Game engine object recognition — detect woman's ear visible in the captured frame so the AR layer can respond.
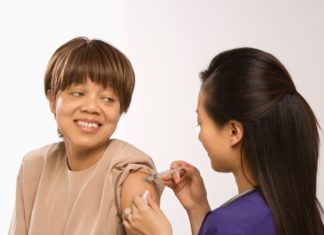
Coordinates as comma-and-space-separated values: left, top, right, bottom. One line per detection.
228, 120, 243, 147
46, 89, 56, 114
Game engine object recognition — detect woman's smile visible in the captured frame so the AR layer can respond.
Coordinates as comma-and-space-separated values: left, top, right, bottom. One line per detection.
75, 119, 102, 132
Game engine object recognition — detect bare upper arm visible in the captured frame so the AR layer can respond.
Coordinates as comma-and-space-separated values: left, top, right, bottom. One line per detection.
120, 171, 160, 211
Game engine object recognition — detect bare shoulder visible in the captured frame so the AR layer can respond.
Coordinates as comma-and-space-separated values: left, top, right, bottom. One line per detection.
120, 171, 160, 210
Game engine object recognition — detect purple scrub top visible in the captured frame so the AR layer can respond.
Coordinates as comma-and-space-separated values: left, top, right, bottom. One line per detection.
198, 189, 276, 235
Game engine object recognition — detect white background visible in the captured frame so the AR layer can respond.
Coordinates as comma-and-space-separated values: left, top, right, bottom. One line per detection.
1, 1, 323, 234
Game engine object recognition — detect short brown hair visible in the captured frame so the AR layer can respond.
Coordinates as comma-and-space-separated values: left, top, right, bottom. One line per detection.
44, 36, 135, 113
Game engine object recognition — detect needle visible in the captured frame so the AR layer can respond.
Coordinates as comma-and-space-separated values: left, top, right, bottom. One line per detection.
145, 167, 183, 183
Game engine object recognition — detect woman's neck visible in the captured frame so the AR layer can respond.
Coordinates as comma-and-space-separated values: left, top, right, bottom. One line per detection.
65, 142, 108, 171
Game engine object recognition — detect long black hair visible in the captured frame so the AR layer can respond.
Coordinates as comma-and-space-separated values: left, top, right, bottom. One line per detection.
200, 47, 324, 235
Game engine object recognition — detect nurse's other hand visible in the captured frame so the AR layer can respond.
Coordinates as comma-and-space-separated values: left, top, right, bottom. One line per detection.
123, 192, 172, 235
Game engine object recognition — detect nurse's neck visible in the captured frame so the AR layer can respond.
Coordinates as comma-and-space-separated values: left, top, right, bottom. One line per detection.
233, 166, 256, 194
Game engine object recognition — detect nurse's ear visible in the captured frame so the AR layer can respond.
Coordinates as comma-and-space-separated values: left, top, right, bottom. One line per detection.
46, 89, 56, 114
228, 120, 243, 147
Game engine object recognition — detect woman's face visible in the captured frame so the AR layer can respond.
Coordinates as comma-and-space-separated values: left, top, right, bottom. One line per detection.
196, 90, 238, 172
49, 78, 121, 152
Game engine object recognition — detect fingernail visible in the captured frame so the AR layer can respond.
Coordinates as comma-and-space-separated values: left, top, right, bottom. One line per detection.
142, 190, 149, 204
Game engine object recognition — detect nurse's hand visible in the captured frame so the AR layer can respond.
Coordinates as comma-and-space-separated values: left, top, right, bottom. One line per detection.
123, 192, 172, 235
162, 161, 210, 213
162, 161, 210, 235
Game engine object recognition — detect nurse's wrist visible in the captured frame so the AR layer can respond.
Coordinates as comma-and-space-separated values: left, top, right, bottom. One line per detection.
186, 202, 210, 217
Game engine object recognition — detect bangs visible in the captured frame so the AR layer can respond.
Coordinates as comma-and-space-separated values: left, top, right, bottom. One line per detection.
59, 43, 118, 92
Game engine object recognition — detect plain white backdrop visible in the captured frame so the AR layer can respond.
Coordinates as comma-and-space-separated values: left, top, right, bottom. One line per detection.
1, 1, 323, 234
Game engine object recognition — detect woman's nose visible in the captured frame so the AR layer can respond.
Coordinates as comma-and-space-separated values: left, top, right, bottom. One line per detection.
80, 97, 100, 114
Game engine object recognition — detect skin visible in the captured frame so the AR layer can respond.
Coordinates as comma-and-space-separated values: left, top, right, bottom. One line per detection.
123, 89, 256, 235
196, 90, 255, 193
121, 172, 160, 235
123, 192, 171, 235
47, 79, 121, 170
47, 78, 159, 235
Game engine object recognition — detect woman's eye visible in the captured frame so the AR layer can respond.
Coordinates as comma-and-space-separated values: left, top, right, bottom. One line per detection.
71, 92, 83, 97
102, 97, 114, 103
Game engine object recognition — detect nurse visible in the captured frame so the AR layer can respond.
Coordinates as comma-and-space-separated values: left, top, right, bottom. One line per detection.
123, 47, 324, 235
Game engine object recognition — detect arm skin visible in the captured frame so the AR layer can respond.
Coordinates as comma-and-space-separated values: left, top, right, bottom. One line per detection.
120, 171, 160, 235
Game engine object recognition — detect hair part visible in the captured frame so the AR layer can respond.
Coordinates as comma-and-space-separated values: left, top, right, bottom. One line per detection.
200, 47, 324, 235
44, 36, 135, 113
